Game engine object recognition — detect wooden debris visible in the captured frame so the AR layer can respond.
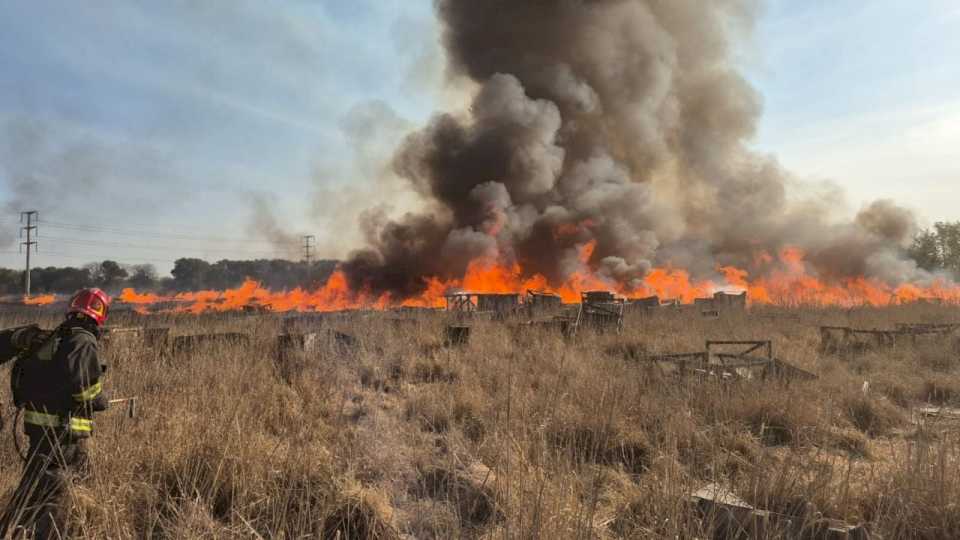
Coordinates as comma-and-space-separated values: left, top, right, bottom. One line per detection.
575, 291, 625, 334
689, 483, 773, 538
144, 327, 171, 349
275, 332, 321, 382
694, 291, 747, 311
331, 330, 360, 353
638, 340, 816, 383
281, 314, 326, 333
912, 405, 960, 429
627, 295, 661, 312
444, 325, 471, 347
820, 322, 960, 356
445, 292, 520, 317
510, 317, 576, 339
689, 483, 872, 539
525, 290, 563, 317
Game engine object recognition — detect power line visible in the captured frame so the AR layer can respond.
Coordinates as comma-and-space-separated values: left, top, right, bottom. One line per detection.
41, 220, 291, 245
41, 236, 287, 257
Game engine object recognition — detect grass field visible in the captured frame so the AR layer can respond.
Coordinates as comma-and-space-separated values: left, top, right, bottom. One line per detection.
1, 303, 958, 539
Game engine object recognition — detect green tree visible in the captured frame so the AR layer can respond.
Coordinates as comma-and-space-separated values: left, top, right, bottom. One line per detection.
934, 222, 960, 275
909, 221, 960, 275
909, 229, 942, 271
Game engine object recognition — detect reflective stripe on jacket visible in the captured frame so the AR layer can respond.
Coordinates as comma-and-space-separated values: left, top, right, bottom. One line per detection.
23, 410, 94, 436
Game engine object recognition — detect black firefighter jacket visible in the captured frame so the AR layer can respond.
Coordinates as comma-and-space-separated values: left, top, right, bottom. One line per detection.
0, 321, 108, 440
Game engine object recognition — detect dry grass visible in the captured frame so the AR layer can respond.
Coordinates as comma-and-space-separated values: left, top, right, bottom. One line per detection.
1, 303, 959, 538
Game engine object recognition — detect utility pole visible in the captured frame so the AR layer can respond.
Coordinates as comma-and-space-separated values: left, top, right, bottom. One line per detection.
19, 211, 38, 297
302, 235, 315, 265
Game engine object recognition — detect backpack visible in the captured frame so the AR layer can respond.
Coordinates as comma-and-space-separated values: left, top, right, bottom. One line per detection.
10, 327, 60, 409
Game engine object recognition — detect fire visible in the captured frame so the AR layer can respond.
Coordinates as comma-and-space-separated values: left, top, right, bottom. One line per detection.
721, 247, 960, 307
23, 294, 56, 306
116, 244, 960, 314
119, 289, 163, 304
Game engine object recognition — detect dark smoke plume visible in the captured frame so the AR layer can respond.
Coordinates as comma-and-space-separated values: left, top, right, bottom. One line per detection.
344, 0, 923, 296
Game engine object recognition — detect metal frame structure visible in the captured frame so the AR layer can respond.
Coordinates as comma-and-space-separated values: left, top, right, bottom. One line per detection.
575, 291, 625, 334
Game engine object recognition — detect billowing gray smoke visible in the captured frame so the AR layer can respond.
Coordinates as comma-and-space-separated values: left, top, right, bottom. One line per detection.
344, 0, 921, 297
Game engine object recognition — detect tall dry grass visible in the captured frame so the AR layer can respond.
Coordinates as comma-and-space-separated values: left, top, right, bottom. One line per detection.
0, 303, 958, 538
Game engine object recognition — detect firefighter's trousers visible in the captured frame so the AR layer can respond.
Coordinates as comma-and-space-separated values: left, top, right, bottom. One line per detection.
0, 432, 88, 539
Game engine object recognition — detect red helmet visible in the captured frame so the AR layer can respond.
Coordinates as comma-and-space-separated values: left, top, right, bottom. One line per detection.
67, 288, 111, 326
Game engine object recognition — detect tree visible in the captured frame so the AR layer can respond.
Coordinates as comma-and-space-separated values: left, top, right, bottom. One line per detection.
0, 268, 22, 295
171, 258, 211, 291
31, 266, 93, 293
908, 221, 960, 275
127, 264, 158, 290
935, 222, 960, 275
86, 260, 129, 290
909, 229, 942, 271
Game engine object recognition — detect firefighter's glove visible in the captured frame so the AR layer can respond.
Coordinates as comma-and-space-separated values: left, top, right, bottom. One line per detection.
10, 325, 41, 351
92, 391, 109, 412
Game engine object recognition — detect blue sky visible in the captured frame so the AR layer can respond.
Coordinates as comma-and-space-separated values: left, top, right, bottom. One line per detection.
0, 0, 958, 275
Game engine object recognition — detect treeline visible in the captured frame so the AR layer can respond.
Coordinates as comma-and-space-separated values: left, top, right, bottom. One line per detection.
0, 258, 338, 296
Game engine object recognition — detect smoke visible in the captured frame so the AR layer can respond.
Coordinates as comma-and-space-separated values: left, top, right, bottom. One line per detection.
308, 101, 420, 259
245, 193, 302, 260
342, 0, 921, 296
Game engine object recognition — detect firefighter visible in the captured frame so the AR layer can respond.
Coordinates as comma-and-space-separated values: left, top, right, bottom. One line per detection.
0, 288, 111, 539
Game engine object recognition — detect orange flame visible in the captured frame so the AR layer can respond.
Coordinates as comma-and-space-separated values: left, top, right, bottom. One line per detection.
721, 247, 960, 307
23, 294, 56, 306
117, 243, 960, 313
119, 289, 163, 304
